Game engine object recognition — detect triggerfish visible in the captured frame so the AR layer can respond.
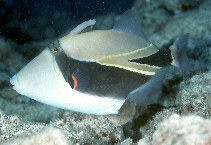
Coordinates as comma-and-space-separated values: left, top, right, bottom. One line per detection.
10, 10, 189, 117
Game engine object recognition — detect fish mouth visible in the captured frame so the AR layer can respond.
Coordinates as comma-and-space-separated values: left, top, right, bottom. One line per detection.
10, 74, 19, 87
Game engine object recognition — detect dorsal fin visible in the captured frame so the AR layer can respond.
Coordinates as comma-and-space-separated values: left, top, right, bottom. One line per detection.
113, 9, 145, 37
71, 19, 96, 34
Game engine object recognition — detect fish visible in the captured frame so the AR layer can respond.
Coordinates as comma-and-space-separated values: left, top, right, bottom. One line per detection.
10, 10, 189, 118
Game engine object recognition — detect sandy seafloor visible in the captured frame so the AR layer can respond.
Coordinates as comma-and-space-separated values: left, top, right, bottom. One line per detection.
0, 0, 211, 144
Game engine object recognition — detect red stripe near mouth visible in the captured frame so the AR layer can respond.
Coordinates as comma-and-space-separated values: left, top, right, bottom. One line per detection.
71, 75, 78, 90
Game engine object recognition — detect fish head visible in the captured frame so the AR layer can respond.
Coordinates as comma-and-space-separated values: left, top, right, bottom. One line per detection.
9, 45, 125, 115
9, 47, 71, 105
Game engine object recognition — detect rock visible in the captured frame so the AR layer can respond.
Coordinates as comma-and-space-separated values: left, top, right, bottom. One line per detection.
139, 108, 179, 143
0, 107, 125, 144
2, 127, 69, 145
134, 0, 211, 48
176, 71, 211, 118
51, 111, 125, 144
0, 110, 45, 143
120, 138, 133, 145
152, 114, 211, 145
0, 97, 57, 123
149, 7, 211, 48
138, 72, 211, 144
137, 138, 150, 145
162, 0, 203, 14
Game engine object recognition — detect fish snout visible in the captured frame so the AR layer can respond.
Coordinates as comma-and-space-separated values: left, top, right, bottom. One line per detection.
10, 74, 19, 87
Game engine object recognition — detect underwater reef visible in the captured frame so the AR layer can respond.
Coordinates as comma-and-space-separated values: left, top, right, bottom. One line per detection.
0, 0, 211, 144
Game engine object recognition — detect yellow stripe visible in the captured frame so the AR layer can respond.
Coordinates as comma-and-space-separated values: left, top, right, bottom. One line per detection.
99, 43, 155, 61
132, 63, 161, 69
53, 56, 64, 80
101, 62, 159, 75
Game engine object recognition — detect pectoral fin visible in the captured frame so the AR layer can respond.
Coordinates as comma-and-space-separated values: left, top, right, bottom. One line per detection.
127, 67, 167, 107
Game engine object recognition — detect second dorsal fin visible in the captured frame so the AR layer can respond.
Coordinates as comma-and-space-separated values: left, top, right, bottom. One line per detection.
113, 9, 145, 37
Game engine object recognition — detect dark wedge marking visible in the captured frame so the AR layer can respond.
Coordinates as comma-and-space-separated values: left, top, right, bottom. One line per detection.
130, 47, 172, 67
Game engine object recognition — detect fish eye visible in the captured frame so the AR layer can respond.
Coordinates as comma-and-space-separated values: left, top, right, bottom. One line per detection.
48, 40, 62, 55
51, 45, 59, 52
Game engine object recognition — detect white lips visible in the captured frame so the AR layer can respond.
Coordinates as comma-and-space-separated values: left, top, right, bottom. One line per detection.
10, 74, 19, 86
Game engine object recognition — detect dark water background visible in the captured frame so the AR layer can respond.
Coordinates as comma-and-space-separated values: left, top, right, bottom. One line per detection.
0, 0, 134, 44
